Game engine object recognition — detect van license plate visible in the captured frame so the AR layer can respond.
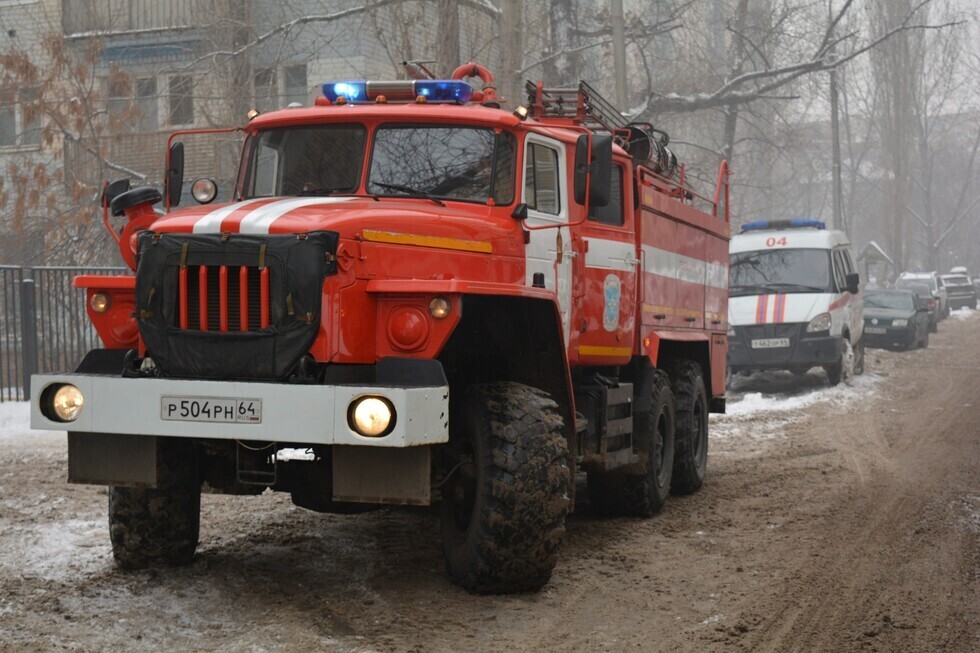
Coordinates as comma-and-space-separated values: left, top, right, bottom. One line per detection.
865, 327, 887, 334
161, 397, 262, 424
751, 338, 790, 349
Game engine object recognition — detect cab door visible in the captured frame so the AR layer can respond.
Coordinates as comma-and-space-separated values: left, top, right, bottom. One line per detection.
523, 135, 573, 343
573, 161, 637, 364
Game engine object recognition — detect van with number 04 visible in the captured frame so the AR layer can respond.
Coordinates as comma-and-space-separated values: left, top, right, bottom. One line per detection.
727, 219, 864, 386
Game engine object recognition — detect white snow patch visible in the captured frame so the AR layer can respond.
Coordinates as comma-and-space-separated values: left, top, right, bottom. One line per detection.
0, 401, 31, 437
713, 371, 882, 442
700, 614, 725, 625
3, 518, 109, 581
949, 307, 976, 321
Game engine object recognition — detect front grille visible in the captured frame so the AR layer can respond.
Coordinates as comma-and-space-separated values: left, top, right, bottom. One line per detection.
176, 265, 270, 331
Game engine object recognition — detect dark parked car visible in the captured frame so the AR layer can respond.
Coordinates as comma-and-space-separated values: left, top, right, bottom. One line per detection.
897, 281, 939, 333
940, 273, 977, 310
862, 290, 931, 350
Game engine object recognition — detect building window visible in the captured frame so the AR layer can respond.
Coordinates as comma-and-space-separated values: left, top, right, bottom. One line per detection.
168, 75, 194, 125
0, 87, 42, 148
136, 77, 158, 132
284, 65, 308, 105
254, 68, 277, 113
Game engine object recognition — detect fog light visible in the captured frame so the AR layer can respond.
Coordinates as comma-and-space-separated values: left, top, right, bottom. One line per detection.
90, 292, 110, 313
429, 296, 451, 319
191, 178, 218, 204
49, 384, 84, 422
349, 396, 395, 437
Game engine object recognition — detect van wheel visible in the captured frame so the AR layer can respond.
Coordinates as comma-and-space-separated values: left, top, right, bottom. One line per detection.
826, 340, 854, 386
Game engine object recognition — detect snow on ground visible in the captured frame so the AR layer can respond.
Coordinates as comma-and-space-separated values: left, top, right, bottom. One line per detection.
949, 307, 976, 321
712, 370, 883, 443
0, 400, 31, 440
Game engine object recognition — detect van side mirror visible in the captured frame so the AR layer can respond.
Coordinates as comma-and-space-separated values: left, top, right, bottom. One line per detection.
511, 202, 528, 221
573, 134, 613, 207
846, 272, 860, 295
165, 141, 185, 208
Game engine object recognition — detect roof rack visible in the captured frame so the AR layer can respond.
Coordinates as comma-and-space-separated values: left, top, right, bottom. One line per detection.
525, 80, 627, 132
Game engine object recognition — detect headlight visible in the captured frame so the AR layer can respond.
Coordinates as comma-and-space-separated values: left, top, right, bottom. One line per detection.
891, 319, 908, 327
90, 292, 110, 313
806, 312, 832, 333
348, 396, 395, 437
44, 384, 84, 422
429, 296, 451, 319
191, 178, 218, 204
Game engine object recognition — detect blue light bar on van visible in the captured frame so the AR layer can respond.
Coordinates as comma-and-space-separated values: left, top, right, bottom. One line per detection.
741, 218, 826, 232
322, 80, 473, 104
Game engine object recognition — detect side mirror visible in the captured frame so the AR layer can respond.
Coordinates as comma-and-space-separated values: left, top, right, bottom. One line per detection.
573, 134, 613, 208
165, 141, 185, 208
846, 272, 860, 295
511, 202, 528, 221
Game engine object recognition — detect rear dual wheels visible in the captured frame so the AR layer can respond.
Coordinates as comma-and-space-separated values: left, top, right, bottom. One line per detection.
588, 370, 676, 516
440, 383, 570, 594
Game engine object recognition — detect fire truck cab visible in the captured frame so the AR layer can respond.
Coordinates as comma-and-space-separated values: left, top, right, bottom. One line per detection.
31, 65, 730, 594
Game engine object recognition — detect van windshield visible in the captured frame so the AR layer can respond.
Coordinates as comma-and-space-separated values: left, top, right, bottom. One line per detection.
729, 248, 833, 297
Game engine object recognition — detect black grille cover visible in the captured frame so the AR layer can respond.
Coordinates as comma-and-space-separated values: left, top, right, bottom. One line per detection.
135, 230, 339, 380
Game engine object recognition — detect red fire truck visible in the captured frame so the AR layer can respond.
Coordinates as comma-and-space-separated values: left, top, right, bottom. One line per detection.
31, 64, 730, 594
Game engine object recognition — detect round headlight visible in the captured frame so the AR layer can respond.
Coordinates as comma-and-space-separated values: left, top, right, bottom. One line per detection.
191, 178, 218, 204
90, 292, 110, 313
50, 384, 84, 422
349, 396, 395, 437
429, 296, 451, 319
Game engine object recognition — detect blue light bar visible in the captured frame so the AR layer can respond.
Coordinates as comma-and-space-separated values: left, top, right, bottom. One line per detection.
414, 80, 473, 103
321, 79, 474, 104
741, 218, 826, 232
323, 81, 367, 103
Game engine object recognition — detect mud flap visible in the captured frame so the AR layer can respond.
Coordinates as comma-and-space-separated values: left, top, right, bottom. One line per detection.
68, 432, 157, 487
332, 445, 430, 505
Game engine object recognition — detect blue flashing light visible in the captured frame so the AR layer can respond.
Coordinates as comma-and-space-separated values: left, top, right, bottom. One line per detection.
741, 218, 826, 233
414, 80, 473, 103
320, 79, 474, 104
323, 81, 367, 103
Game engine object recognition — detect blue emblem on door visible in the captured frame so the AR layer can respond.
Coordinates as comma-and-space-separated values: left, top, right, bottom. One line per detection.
603, 274, 621, 332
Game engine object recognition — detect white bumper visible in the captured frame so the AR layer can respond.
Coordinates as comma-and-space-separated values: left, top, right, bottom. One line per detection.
30, 374, 448, 447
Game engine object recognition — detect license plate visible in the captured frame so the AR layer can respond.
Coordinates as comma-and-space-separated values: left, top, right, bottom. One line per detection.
161, 396, 262, 424
751, 338, 790, 349
865, 327, 887, 334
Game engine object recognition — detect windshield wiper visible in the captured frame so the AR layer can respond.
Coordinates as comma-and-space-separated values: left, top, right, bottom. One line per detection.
729, 284, 768, 293
298, 187, 349, 196
373, 182, 446, 206
763, 282, 827, 292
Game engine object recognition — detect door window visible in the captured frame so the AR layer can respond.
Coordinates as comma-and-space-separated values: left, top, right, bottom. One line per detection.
524, 143, 560, 214
588, 164, 624, 226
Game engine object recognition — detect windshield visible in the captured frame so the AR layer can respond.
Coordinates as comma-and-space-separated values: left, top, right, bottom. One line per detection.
244, 125, 366, 198
729, 248, 833, 297
899, 275, 936, 291
368, 126, 515, 204
865, 292, 913, 311
942, 275, 970, 286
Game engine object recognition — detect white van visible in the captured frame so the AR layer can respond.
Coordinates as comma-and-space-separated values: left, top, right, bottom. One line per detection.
727, 219, 864, 385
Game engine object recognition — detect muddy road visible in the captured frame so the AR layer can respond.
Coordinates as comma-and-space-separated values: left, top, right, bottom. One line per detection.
1, 314, 978, 652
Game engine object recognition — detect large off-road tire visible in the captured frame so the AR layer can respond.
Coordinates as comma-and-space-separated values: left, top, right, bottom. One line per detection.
826, 339, 855, 387
588, 370, 675, 517
108, 439, 201, 569
665, 360, 709, 495
440, 382, 569, 594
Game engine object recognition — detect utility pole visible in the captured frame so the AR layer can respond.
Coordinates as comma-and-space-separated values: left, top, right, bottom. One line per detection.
829, 7, 844, 233
611, 0, 628, 112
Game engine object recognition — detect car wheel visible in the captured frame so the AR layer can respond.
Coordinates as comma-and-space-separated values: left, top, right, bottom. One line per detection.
826, 339, 854, 387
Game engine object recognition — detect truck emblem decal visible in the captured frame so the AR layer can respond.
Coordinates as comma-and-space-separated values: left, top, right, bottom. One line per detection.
603, 274, 621, 332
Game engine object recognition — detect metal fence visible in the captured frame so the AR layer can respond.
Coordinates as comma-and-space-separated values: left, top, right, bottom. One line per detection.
0, 266, 127, 402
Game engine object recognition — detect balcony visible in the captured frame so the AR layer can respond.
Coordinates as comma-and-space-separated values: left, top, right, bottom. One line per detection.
62, 0, 210, 36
